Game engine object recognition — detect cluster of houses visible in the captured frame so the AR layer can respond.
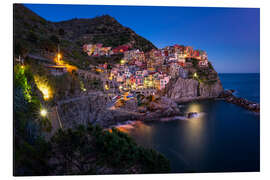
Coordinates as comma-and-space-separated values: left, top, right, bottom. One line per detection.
82, 43, 131, 56
94, 44, 209, 92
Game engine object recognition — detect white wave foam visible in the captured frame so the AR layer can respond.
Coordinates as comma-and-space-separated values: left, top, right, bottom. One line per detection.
160, 116, 187, 122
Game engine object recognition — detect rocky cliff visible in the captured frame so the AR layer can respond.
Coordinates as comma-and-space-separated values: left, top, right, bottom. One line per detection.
165, 77, 224, 102
57, 93, 136, 129
54, 92, 182, 129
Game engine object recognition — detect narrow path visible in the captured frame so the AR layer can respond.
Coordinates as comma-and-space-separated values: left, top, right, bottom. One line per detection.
27, 54, 53, 63
57, 92, 106, 105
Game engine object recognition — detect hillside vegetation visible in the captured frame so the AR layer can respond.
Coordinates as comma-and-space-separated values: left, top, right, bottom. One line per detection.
14, 64, 170, 175
14, 4, 156, 69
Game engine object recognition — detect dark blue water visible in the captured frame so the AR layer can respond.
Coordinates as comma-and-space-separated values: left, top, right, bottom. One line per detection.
124, 74, 260, 173
219, 73, 260, 103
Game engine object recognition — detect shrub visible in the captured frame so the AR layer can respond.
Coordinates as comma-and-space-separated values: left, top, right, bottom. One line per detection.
14, 65, 52, 176
50, 124, 171, 175
27, 31, 38, 44
14, 41, 29, 57
50, 35, 60, 44
58, 28, 65, 36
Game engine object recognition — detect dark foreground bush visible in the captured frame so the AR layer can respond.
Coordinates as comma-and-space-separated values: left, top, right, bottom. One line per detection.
14, 64, 52, 176
50, 124, 171, 175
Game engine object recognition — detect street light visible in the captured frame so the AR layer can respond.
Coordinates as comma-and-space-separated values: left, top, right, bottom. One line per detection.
105, 84, 109, 90
40, 108, 47, 117
57, 53, 61, 63
120, 59, 125, 65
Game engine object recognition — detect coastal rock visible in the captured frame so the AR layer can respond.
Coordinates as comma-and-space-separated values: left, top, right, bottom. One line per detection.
199, 79, 224, 97
56, 93, 136, 129
165, 77, 224, 102
54, 93, 182, 129
219, 90, 260, 113
186, 112, 199, 118
142, 97, 182, 121
165, 78, 199, 100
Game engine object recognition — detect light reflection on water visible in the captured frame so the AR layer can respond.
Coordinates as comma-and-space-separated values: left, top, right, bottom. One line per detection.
187, 103, 201, 113
114, 100, 259, 172
116, 121, 155, 148
180, 103, 207, 163
185, 103, 205, 139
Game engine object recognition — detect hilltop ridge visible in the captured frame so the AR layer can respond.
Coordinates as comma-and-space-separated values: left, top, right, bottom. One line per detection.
14, 4, 157, 68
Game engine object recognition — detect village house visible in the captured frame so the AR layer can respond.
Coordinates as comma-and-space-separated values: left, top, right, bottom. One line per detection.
199, 50, 208, 61
184, 46, 193, 58
175, 51, 186, 66
116, 73, 125, 83
83, 43, 133, 57
135, 70, 143, 76
112, 44, 131, 54
135, 76, 144, 87
169, 62, 181, 78
159, 76, 170, 90
90, 43, 210, 92
199, 60, 209, 67
83, 43, 113, 56
142, 69, 148, 77
174, 44, 185, 53
124, 67, 132, 78
192, 49, 200, 59
135, 60, 143, 67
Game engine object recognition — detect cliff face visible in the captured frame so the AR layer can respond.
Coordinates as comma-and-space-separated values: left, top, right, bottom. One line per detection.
165, 77, 223, 102
199, 79, 223, 97
53, 92, 182, 129
166, 78, 198, 99
56, 93, 139, 129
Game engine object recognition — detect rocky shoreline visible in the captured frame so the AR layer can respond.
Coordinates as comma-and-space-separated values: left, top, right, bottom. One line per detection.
218, 89, 260, 113
54, 88, 259, 132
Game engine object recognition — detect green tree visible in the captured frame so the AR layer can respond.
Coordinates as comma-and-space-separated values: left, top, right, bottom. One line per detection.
58, 28, 65, 36
14, 65, 52, 176
50, 124, 170, 175
50, 35, 60, 44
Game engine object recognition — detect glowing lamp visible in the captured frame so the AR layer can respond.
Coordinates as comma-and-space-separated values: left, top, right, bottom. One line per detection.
42, 88, 50, 100
120, 60, 125, 64
40, 109, 47, 117
34, 76, 53, 101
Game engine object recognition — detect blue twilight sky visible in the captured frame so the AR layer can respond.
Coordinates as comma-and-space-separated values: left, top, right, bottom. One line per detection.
24, 4, 260, 73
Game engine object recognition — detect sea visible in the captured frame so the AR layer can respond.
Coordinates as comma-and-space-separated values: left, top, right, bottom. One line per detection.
121, 73, 260, 173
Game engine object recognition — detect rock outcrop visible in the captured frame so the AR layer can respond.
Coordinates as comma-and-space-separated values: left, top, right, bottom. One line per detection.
57, 93, 136, 129
53, 93, 186, 129
165, 77, 223, 102
219, 89, 260, 113
199, 79, 224, 97
141, 96, 182, 121
166, 78, 199, 100
55, 92, 182, 129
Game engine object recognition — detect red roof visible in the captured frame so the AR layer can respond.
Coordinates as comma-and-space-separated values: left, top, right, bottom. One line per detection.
96, 43, 103, 48
112, 45, 131, 53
